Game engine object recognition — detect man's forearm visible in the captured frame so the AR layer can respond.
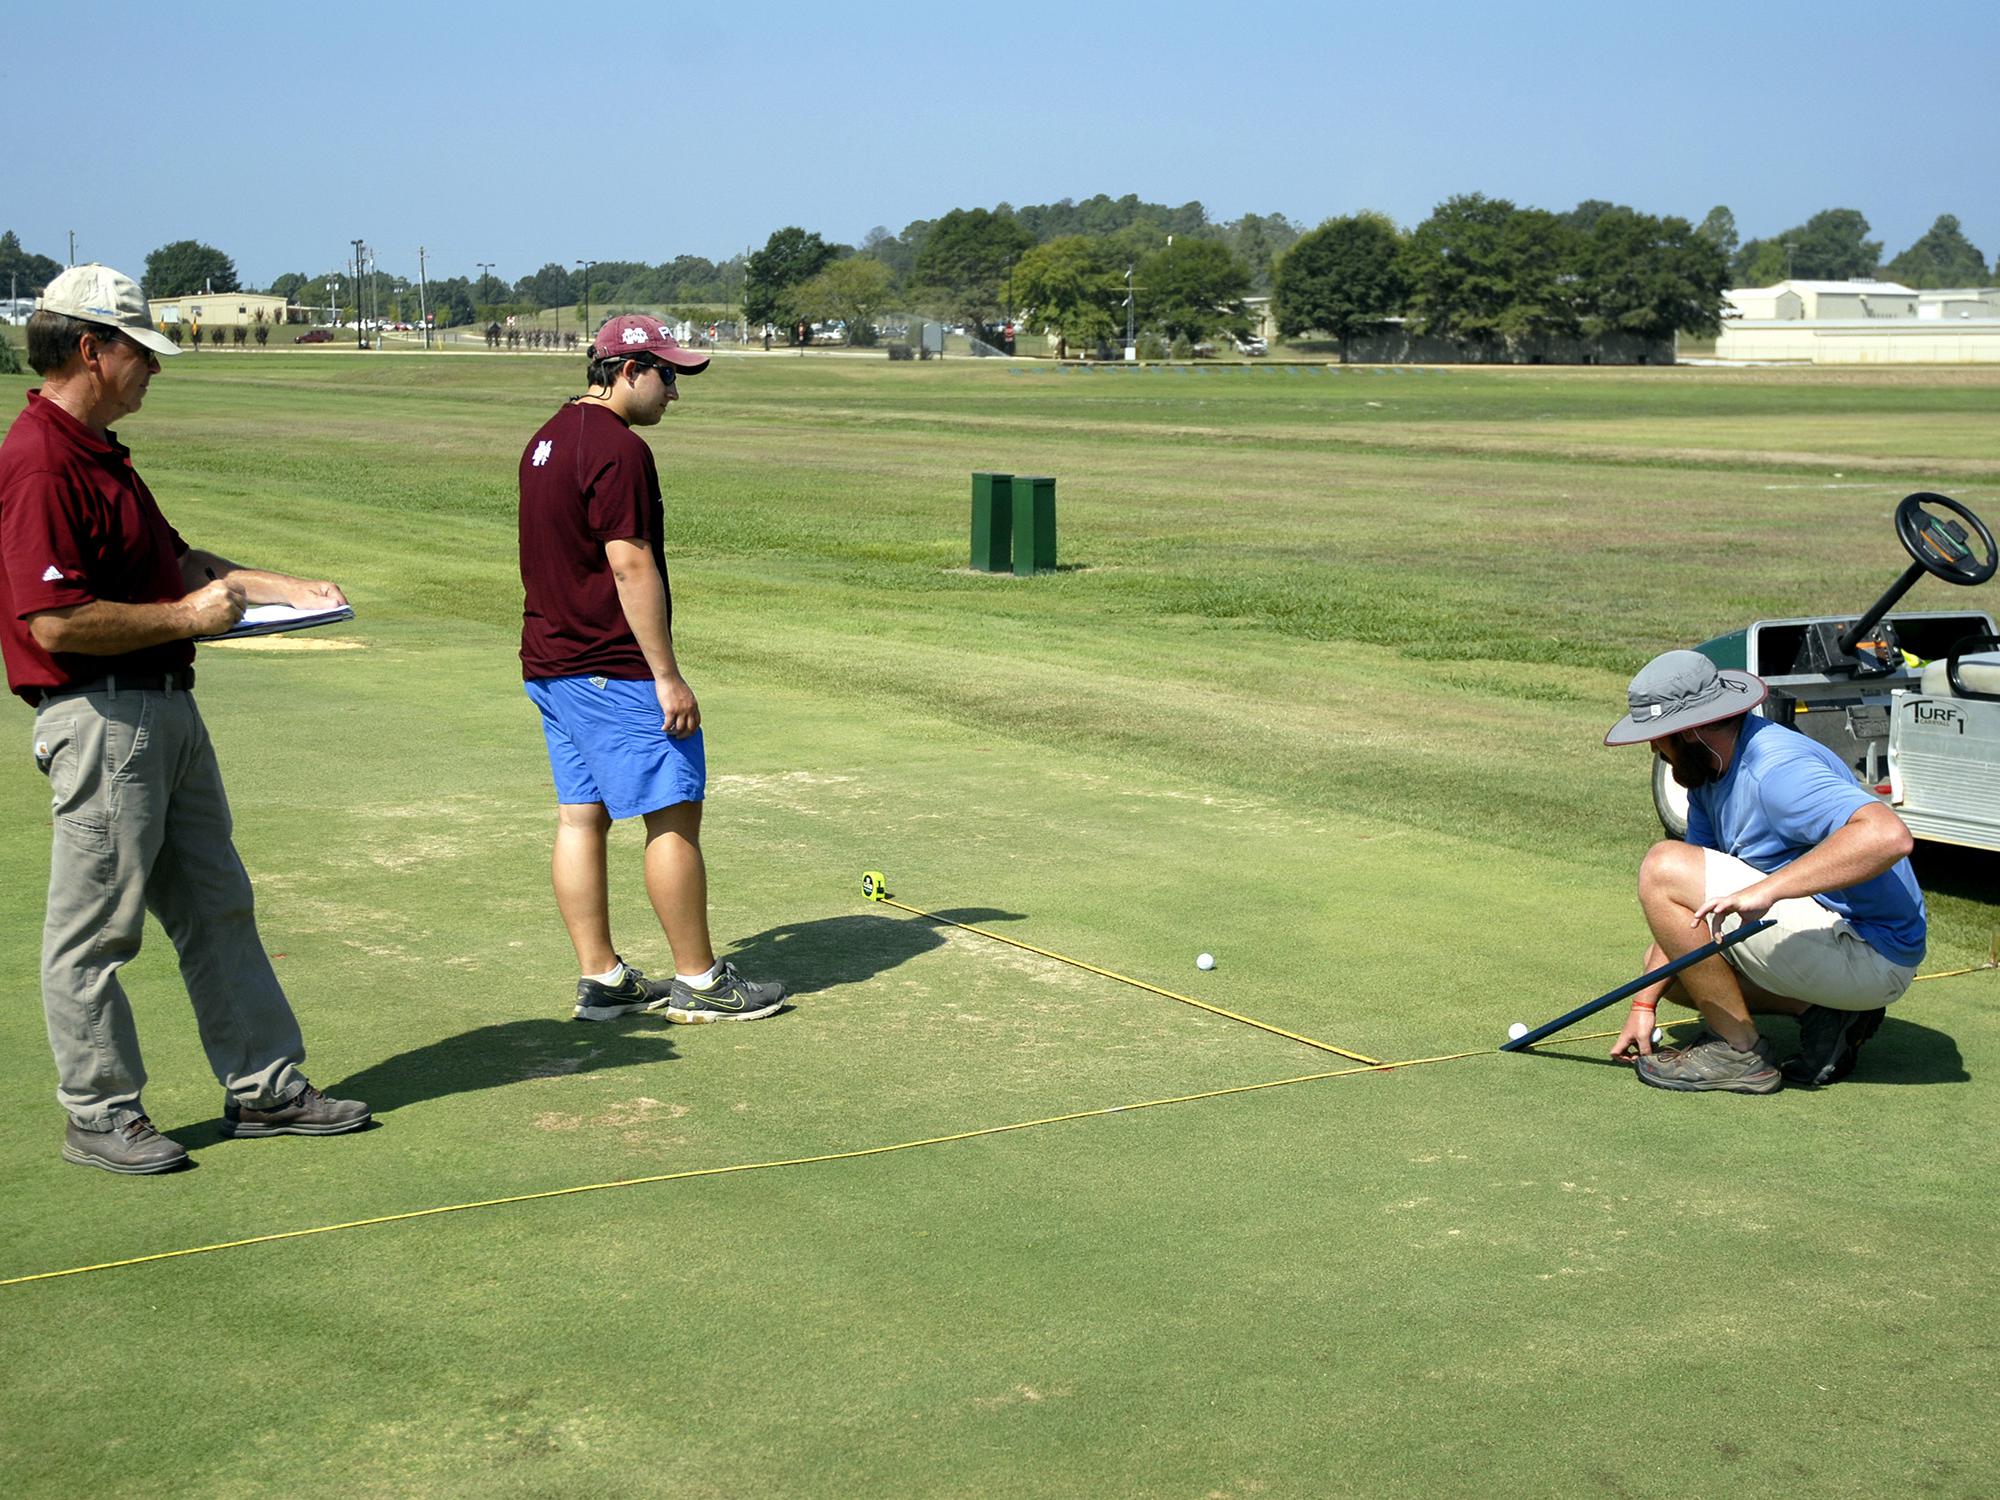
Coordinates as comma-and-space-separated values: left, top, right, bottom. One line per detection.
610, 570, 683, 682
26, 597, 203, 656
181, 549, 316, 606
1762, 807, 1913, 902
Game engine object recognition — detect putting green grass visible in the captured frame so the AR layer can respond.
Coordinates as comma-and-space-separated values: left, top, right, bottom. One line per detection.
0, 354, 1995, 1497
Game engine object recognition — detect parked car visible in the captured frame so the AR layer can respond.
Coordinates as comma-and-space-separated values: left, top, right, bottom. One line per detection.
1234, 334, 1269, 357
294, 329, 335, 343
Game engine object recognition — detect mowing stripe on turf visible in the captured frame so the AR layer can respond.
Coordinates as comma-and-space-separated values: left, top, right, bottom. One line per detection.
6, 968, 1988, 1288
872, 895, 1382, 1066
2, 1049, 1485, 1288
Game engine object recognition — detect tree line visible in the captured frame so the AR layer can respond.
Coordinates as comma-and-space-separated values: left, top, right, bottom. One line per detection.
1, 201, 1990, 349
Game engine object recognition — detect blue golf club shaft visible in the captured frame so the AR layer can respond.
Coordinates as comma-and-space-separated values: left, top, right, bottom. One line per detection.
1499, 918, 1775, 1052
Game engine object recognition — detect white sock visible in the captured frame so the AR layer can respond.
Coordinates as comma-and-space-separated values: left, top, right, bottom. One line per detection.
586, 961, 627, 985
676, 961, 723, 990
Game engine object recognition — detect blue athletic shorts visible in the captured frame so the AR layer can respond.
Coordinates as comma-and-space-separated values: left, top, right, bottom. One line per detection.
524, 676, 706, 819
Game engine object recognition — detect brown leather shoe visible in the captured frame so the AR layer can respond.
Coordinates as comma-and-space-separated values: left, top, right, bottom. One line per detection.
222, 1084, 371, 1137
63, 1116, 189, 1174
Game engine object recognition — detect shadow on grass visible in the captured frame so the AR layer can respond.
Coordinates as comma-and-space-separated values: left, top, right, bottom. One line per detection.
1910, 840, 2000, 909
720, 908, 1027, 997
168, 1021, 681, 1143
1523, 1014, 1968, 1086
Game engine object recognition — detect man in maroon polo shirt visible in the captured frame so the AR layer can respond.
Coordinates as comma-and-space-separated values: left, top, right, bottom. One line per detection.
518, 314, 784, 1024
0, 264, 370, 1174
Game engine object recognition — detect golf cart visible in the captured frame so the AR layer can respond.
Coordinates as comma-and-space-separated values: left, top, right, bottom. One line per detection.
1653, 492, 2000, 853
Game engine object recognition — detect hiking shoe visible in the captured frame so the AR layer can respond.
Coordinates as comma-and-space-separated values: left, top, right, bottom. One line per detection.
222, 1084, 371, 1137
62, 1116, 188, 1175
1781, 1005, 1886, 1088
665, 962, 785, 1024
1635, 1032, 1782, 1095
574, 959, 675, 1021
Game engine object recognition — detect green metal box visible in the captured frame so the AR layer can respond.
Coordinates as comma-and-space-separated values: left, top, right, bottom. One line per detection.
1011, 475, 1056, 576
971, 472, 1012, 572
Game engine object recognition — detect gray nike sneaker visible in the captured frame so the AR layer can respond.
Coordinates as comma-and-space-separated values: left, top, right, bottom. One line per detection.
574, 959, 676, 1022
1781, 1005, 1886, 1087
1635, 1032, 1782, 1095
665, 962, 786, 1024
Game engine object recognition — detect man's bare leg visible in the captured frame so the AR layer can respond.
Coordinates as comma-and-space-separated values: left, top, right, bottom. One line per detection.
641, 800, 715, 976
552, 802, 617, 975
1636, 840, 1770, 1050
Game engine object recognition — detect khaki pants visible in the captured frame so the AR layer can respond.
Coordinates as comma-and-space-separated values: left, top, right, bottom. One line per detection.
1701, 848, 1918, 1012
32, 685, 305, 1130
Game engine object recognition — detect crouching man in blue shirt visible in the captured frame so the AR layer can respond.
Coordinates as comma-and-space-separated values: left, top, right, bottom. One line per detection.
1603, 651, 1926, 1095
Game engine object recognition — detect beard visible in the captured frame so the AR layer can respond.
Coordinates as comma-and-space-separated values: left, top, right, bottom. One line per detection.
1668, 757, 1717, 790
1660, 734, 1719, 789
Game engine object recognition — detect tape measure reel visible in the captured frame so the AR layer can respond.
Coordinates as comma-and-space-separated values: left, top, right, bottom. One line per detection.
860, 870, 889, 901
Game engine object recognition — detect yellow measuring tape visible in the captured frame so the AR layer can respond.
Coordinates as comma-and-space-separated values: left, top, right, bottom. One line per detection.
867, 886, 1382, 1066
4, 1049, 1485, 1289
5, 890, 1986, 1291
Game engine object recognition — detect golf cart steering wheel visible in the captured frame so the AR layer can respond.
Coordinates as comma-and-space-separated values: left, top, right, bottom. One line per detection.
1896, 493, 1997, 586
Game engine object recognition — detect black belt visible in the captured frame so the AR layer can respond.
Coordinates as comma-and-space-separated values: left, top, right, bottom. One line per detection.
26, 667, 195, 708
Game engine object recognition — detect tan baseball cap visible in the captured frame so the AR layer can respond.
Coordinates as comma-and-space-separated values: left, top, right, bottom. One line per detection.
36, 263, 181, 358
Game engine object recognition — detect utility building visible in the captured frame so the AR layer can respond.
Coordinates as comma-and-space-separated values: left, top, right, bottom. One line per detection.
1724, 279, 1918, 321
147, 291, 299, 327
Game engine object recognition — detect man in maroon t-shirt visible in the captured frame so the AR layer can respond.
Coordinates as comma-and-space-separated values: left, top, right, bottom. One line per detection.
518, 314, 784, 1024
0, 265, 370, 1174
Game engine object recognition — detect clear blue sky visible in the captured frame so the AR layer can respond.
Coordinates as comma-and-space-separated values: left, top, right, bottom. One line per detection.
7, 0, 1996, 291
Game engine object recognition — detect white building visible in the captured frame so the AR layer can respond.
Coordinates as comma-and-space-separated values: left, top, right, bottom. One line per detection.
1724, 279, 1918, 321
1917, 288, 2000, 320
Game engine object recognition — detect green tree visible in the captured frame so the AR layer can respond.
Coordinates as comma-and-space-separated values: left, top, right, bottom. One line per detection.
744, 227, 837, 327
1559, 199, 1621, 234
1733, 208, 1881, 284
1695, 206, 1738, 260
1273, 212, 1406, 362
1883, 215, 1989, 288
1010, 236, 1120, 358
860, 223, 925, 284
1492, 209, 1582, 343
1575, 208, 1729, 341
1399, 194, 1524, 347
1731, 239, 1789, 285
789, 256, 895, 345
142, 240, 239, 298
1138, 238, 1252, 345
1791, 208, 1882, 279
266, 271, 309, 301
911, 208, 1034, 330
1221, 212, 1302, 294
424, 277, 474, 328
520, 263, 576, 309
0, 230, 63, 297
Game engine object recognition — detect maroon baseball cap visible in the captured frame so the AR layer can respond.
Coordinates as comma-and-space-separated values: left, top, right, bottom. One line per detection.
590, 314, 710, 373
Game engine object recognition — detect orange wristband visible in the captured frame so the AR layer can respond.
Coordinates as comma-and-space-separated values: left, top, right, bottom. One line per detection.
1630, 1000, 1657, 1011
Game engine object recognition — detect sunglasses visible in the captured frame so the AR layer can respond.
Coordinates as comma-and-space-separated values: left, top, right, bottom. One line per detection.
642, 360, 676, 387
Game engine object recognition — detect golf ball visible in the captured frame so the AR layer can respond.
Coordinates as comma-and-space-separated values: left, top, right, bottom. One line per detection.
1196, 953, 1215, 970
1652, 1026, 1664, 1046
1507, 1022, 1529, 1041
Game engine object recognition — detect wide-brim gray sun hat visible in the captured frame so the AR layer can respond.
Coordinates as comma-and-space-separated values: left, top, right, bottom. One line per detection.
1604, 649, 1768, 746
36, 264, 181, 359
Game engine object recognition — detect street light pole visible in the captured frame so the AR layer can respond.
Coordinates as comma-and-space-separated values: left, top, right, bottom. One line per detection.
575, 259, 596, 339
351, 239, 365, 349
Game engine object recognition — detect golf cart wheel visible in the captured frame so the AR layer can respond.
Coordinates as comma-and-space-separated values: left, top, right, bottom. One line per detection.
1896, 493, 1997, 586
1651, 756, 1690, 840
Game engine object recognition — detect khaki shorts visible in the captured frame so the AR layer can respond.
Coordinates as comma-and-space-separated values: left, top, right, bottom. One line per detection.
1703, 848, 1916, 1012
